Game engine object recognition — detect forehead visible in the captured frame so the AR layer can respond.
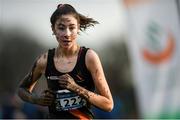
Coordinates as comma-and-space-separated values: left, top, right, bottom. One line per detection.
56, 14, 78, 26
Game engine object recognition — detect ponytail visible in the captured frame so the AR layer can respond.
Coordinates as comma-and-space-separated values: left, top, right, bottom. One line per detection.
50, 4, 99, 31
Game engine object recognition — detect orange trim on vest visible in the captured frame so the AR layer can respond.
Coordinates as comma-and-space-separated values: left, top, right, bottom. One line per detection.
69, 109, 91, 120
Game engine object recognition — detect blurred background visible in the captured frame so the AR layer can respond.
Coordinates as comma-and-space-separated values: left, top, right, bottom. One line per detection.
0, 0, 179, 119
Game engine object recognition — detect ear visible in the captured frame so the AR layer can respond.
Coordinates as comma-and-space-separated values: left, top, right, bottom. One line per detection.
77, 24, 80, 34
51, 25, 55, 35
78, 23, 80, 30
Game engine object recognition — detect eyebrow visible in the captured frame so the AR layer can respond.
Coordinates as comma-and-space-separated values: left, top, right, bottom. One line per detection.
57, 23, 76, 27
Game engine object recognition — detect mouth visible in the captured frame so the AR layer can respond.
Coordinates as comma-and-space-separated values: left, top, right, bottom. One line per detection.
62, 40, 71, 43
62, 40, 71, 42
61, 40, 71, 46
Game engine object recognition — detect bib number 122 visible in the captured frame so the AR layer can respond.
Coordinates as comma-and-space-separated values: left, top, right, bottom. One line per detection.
55, 95, 86, 111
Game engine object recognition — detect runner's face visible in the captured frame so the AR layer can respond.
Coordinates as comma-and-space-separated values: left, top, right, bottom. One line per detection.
53, 14, 79, 49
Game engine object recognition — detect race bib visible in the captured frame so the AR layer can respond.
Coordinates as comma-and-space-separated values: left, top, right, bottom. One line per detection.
55, 89, 87, 111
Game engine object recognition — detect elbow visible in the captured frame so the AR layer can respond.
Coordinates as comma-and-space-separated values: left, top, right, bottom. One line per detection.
17, 88, 23, 99
18, 87, 28, 101
102, 99, 114, 112
106, 101, 114, 112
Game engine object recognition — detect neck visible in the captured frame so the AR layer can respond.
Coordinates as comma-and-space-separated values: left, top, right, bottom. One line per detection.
56, 44, 80, 57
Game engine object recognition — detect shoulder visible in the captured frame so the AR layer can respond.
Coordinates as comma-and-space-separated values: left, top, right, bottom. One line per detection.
36, 51, 48, 73
85, 49, 101, 70
86, 49, 99, 60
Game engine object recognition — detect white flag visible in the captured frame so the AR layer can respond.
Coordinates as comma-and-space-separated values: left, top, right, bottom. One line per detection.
123, 0, 180, 118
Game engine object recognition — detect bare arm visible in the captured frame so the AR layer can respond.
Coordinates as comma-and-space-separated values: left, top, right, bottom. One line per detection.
59, 49, 114, 112
18, 53, 54, 106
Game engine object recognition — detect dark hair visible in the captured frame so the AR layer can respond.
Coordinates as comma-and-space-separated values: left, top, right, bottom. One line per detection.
50, 4, 99, 31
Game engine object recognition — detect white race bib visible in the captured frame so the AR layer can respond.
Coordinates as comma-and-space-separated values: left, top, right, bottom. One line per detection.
55, 90, 87, 111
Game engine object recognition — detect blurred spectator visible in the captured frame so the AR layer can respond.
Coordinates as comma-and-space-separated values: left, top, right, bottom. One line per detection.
1, 93, 47, 119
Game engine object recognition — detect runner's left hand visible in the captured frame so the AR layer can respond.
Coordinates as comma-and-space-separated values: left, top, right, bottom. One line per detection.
58, 74, 78, 91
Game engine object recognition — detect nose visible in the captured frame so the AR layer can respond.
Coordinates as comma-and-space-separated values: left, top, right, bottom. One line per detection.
64, 28, 71, 38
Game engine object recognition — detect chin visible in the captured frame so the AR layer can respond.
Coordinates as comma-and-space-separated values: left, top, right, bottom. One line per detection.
61, 44, 72, 49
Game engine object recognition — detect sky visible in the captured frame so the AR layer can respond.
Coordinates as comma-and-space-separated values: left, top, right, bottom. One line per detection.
0, 0, 126, 49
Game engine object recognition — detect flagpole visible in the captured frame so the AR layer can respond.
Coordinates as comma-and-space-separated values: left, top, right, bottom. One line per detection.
176, 0, 180, 24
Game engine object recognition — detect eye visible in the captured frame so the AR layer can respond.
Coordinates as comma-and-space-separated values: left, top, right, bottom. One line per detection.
58, 27, 65, 30
69, 27, 75, 31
